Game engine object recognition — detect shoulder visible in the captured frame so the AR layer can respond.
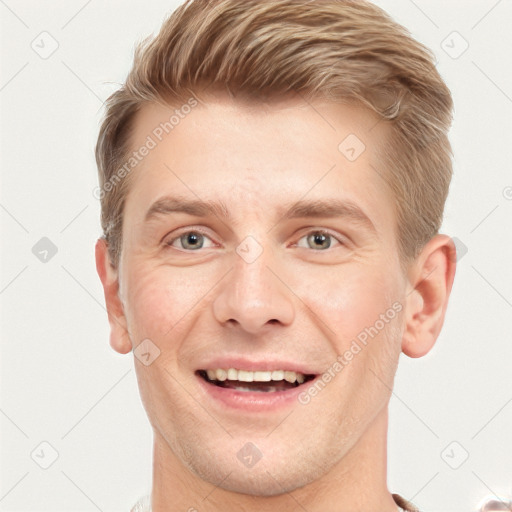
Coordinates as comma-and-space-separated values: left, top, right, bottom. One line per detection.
130, 495, 151, 512
392, 493, 421, 512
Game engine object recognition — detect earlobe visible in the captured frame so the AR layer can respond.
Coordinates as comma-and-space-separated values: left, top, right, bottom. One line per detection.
401, 234, 457, 358
95, 238, 133, 355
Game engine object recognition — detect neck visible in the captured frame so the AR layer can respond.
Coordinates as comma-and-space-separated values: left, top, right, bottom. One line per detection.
151, 406, 398, 512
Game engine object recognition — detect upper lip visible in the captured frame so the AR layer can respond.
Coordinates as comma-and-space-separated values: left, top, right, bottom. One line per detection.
195, 357, 320, 375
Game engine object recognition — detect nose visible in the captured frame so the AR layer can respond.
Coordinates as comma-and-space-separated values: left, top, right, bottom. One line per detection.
212, 244, 295, 334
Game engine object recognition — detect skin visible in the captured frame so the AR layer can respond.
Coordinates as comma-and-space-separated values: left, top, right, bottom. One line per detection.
96, 91, 456, 512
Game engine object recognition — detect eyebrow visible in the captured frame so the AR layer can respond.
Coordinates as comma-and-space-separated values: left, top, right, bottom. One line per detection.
145, 196, 231, 222
144, 196, 377, 233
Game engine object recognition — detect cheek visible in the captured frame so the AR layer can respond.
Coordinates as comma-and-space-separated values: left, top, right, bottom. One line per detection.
302, 265, 398, 345
122, 263, 220, 343
125, 275, 175, 340
123, 267, 188, 340
306, 267, 402, 427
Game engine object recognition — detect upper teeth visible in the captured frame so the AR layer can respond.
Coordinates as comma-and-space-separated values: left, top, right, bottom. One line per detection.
205, 369, 306, 384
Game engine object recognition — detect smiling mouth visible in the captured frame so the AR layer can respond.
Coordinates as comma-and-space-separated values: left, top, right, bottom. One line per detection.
197, 369, 317, 392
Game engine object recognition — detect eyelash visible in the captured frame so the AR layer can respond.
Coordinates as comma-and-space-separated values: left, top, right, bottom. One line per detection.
164, 228, 346, 252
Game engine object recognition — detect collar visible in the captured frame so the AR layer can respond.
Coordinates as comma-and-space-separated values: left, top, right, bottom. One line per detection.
131, 493, 420, 511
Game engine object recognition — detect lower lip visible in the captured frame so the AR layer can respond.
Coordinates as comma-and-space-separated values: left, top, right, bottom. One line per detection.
196, 373, 317, 412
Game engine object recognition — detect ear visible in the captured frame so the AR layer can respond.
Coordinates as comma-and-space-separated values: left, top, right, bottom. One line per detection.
402, 234, 457, 358
95, 238, 132, 354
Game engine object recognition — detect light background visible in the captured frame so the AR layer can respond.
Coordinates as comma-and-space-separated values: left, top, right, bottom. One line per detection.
1, 1, 511, 511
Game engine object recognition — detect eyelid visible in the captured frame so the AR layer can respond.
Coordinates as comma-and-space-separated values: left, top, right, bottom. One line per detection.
163, 226, 217, 250
294, 228, 346, 249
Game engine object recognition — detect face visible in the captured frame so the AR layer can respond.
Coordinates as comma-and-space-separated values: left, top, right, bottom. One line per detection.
115, 92, 409, 495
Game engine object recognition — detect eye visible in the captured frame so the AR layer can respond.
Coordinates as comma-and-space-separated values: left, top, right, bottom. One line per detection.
296, 230, 343, 251
164, 228, 344, 252
166, 230, 216, 251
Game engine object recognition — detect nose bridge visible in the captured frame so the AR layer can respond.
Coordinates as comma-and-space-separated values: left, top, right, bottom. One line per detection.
212, 237, 295, 333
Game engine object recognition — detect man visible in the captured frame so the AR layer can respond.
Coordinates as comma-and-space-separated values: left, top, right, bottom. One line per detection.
94, 1, 456, 510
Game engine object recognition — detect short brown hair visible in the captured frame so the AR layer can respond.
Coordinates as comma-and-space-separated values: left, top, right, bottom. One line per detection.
96, 0, 453, 269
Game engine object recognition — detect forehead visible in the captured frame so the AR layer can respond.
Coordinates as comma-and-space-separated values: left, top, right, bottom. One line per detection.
124, 92, 396, 240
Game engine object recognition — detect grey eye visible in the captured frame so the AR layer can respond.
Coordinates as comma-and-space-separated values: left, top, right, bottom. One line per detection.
167, 231, 215, 251
297, 231, 336, 250
308, 232, 331, 250
179, 232, 204, 250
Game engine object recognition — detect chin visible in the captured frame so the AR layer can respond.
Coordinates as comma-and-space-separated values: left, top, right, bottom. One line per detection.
196, 464, 311, 497
181, 440, 329, 497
